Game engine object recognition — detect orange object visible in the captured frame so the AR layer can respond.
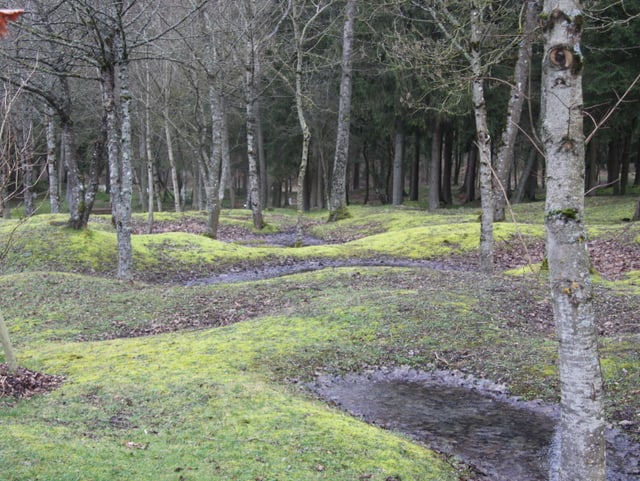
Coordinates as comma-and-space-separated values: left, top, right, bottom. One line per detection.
0, 9, 24, 38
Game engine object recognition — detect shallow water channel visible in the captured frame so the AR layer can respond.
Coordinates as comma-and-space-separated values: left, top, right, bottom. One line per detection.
310, 369, 640, 481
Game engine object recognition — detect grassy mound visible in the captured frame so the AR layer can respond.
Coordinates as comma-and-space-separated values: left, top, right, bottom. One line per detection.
1, 198, 639, 480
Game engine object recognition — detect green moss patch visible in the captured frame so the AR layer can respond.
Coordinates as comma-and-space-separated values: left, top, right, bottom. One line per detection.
2, 196, 640, 478
3, 312, 459, 481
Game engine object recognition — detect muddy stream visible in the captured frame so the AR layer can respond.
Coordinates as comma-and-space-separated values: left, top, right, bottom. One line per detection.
310, 368, 640, 481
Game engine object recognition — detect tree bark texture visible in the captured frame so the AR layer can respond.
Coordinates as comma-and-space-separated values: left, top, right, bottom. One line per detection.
410, 130, 420, 202
513, 146, 538, 204
45, 106, 60, 214
428, 118, 442, 211
116, 53, 134, 281
292, 3, 312, 246
441, 124, 453, 206
0, 307, 17, 373
219, 94, 231, 207
201, 82, 226, 238
294, 91, 311, 246
245, 54, 264, 228
163, 110, 181, 213
392, 117, 404, 206
471, 5, 494, 273
243, 0, 264, 229
542, 2, 606, 480
102, 36, 133, 281
245, 88, 263, 229
255, 57, 268, 209
463, 147, 477, 203
61, 116, 84, 229
198, 9, 228, 236
18, 115, 35, 217
81, 122, 106, 227
493, 0, 540, 221
145, 68, 155, 234
328, 0, 356, 222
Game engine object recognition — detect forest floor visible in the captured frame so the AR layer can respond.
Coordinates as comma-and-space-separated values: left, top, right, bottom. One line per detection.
3, 209, 640, 421
1, 198, 639, 480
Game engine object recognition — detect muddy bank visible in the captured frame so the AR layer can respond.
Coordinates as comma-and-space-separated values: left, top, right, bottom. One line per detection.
309, 367, 640, 481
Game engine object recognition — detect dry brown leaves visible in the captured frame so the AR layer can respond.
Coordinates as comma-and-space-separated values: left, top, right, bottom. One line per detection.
0, 364, 65, 399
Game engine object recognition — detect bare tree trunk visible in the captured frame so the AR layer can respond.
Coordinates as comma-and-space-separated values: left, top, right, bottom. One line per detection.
145, 68, 155, 234
18, 115, 35, 217
328, 0, 356, 222
243, 0, 264, 229
0, 307, 17, 373
428, 119, 442, 211
153, 170, 163, 213
0, 188, 8, 219
102, 29, 133, 281
292, 3, 313, 246
60, 116, 85, 229
207, 84, 225, 237
295, 109, 311, 246
146, 160, 154, 233
164, 112, 181, 213
246, 97, 264, 229
463, 146, 477, 203
512, 145, 537, 204
493, 0, 539, 220
45, 106, 60, 214
542, 2, 606, 480
245, 64, 263, 228
585, 139, 598, 194
607, 139, 621, 195
219, 94, 231, 207
410, 129, 420, 202
81, 123, 106, 227
392, 117, 404, 206
256, 56, 268, 209
471, 5, 493, 273
136, 164, 147, 212
620, 125, 633, 195
116, 55, 134, 281
441, 124, 453, 206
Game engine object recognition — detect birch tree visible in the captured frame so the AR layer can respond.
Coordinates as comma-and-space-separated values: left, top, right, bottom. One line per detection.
470, 4, 493, 273
0, 8, 24, 374
185, 2, 233, 238
493, 0, 540, 221
156, 62, 182, 213
76, 0, 136, 280
277, 0, 334, 244
541, 2, 606, 480
414, 1, 498, 270
44, 105, 60, 214
242, 0, 264, 229
328, 0, 356, 222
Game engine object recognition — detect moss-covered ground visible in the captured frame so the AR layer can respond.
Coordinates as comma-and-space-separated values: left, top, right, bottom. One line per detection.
1, 196, 639, 480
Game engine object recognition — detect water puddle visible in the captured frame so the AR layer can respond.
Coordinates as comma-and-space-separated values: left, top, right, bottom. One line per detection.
310, 368, 640, 481
184, 258, 466, 286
